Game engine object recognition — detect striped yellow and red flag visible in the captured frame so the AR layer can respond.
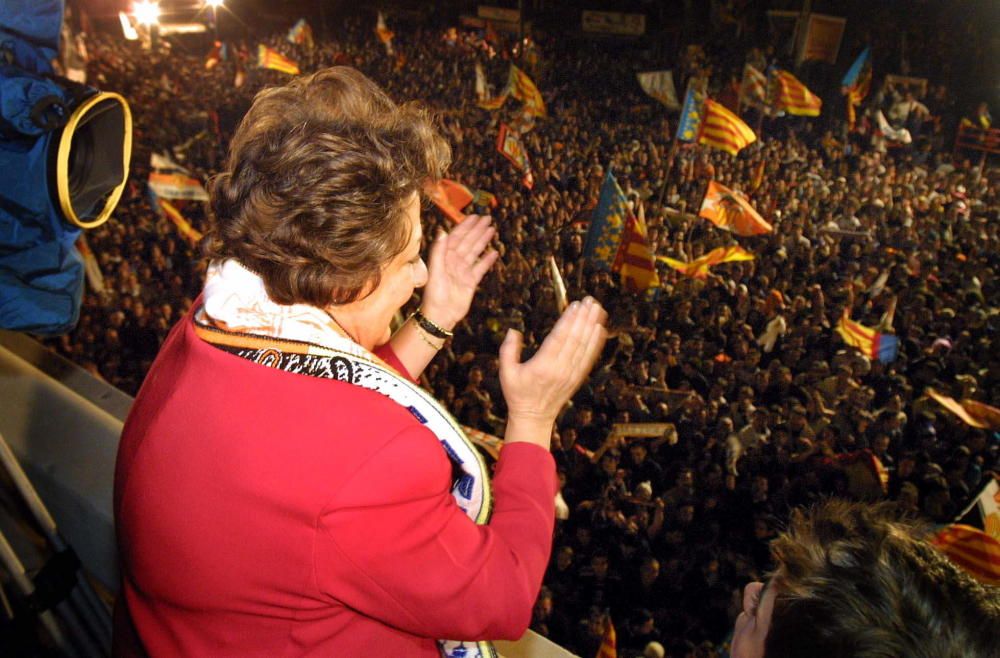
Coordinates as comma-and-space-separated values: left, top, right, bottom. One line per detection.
257, 44, 299, 75
772, 69, 822, 116
427, 179, 474, 223
931, 524, 1000, 585
508, 64, 546, 117
658, 245, 754, 279
496, 123, 534, 189
699, 181, 772, 236
615, 199, 659, 295
698, 98, 757, 155
477, 92, 508, 111
595, 615, 617, 658
750, 159, 766, 192
158, 199, 204, 243
926, 388, 1000, 430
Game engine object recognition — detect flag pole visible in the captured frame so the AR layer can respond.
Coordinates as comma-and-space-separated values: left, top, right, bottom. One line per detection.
736, 66, 745, 118
654, 139, 680, 210
757, 67, 772, 138
655, 78, 697, 211
518, 0, 524, 60
685, 181, 710, 261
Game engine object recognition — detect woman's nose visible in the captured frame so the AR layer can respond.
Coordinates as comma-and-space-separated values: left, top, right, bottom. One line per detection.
413, 258, 428, 287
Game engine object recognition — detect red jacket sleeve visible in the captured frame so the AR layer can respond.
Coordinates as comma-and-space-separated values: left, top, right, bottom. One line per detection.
313, 429, 556, 641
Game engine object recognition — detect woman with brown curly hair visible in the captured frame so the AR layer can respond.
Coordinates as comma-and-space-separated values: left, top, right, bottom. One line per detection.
113, 67, 606, 657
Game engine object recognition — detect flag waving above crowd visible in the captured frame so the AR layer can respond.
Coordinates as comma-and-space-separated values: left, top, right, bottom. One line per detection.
676, 86, 756, 155
699, 181, 772, 235
771, 69, 822, 116
205, 40, 224, 69
931, 524, 1000, 585
658, 245, 754, 279
836, 310, 899, 363
584, 171, 659, 295
700, 99, 756, 155
148, 153, 209, 202
508, 64, 546, 117
287, 18, 314, 49
876, 110, 912, 144
676, 85, 707, 142
376, 12, 395, 55
158, 199, 204, 243
257, 44, 299, 74
636, 70, 680, 110
475, 63, 509, 110
427, 179, 473, 223
740, 64, 767, 108
496, 123, 534, 189
477, 92, 508, 111
842, 47, 872, 127
926, 389, 1000, 430
76, 235, 105, 295
474, 62, 488, 100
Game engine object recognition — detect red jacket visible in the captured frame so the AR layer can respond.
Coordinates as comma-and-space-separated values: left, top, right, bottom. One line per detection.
114, 309, 557, 656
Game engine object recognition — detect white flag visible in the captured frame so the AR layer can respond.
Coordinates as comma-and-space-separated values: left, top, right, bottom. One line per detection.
150, 152, 192, 174
76, 235, 105, 295
547, 255, 568, 312
475, 62, 487, 100
149, 152, 209, 201
376, 12, 395, 56
636, 70, 680, 110
876, 110, 912, 144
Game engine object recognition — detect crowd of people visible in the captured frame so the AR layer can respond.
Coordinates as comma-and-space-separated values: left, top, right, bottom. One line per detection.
51, 6, 997, 657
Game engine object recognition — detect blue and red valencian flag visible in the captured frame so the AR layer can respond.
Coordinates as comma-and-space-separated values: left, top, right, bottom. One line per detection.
836, 309, 899, 363
842, 47, 872, 128
583, 171, 658, 295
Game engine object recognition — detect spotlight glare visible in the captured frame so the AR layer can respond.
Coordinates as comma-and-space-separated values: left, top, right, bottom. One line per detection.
206, 0, 225, 8
133, 1, 160, 26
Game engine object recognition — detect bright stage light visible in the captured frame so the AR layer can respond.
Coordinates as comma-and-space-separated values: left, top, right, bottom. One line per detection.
205, 0, 225, 8
133, 1, 160, 26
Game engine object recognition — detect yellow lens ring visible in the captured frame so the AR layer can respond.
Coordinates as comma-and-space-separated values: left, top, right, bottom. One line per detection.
55, 91, 133, 230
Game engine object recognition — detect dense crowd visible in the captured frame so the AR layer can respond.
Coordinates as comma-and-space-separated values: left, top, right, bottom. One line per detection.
51, 8, 997, 657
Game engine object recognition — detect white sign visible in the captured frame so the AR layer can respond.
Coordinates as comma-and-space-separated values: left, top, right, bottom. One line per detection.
582, 10, 646, 36
478, 5, 521, 23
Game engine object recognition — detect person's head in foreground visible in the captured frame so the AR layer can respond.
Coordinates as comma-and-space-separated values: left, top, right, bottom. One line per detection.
206, 65, 450, 347
732, 499, 1000, 658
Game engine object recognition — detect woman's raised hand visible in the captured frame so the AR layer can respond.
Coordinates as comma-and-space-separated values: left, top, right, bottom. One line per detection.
499, 297, 607, 448
420, 214, 498, 331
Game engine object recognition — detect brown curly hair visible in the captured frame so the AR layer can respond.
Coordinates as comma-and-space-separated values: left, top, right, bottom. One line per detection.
205, 66, 450, 306
764, 499, 1000, 658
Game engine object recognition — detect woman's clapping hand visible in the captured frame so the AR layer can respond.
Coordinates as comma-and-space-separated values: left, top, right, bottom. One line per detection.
420, 214, 498, 331
499, 297, 607, 448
